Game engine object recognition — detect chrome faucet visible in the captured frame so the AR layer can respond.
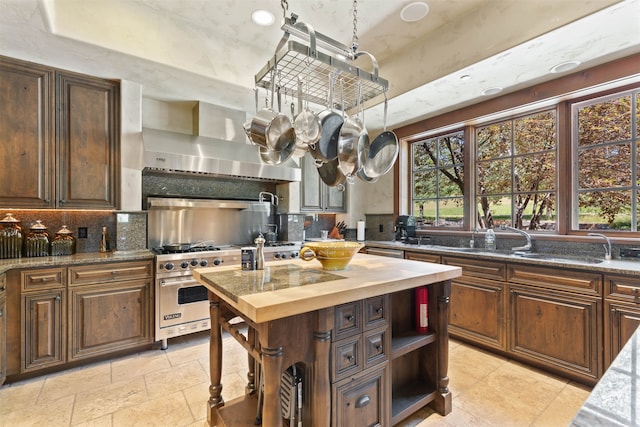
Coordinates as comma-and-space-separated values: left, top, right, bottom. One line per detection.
500, 225, 533, 251
588, 233, 612, 260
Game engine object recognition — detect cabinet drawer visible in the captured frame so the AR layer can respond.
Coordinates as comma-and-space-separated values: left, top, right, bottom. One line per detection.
405, 251, 440, 264
69, 261, 152, 286
507, 264, 601, 296
333, 364, 388, 427
364, 296, 388, 330
364, 326, 388, 369
21, 268, 65, 291
442, 256, 505, 281
605, 274, 640, 302
334, 301, 362, 340
332, 335, 361, 381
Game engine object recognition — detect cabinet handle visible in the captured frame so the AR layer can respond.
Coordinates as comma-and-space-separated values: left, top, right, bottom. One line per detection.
376, 307, 383, 314
346, 354, 354, 362
0, 286, 5, 292
111, 271, 117, 275
375, 344, 382, 351
355, 394, 371, 408
346, 315, 354, 322
59, 200, 65, 205
55, 295, 61, 301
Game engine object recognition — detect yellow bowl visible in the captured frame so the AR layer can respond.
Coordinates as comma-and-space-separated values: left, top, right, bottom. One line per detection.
300, 241, 364, 270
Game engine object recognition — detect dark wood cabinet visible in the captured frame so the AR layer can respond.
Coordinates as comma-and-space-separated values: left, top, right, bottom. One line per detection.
0, 57, 54, 208
20, 268, 67, 373
331, 297, 390, 423
6, 260, 152, 379
509, 284, 601, 383
333, 364, 388, 427
604, 274, 640, 368
68, 261, 153, 360
0, 56, 119, 210
0, 274, 6, 385
300, 154, 347, 212
441, 256, 507, 352
56, 72, 120, 209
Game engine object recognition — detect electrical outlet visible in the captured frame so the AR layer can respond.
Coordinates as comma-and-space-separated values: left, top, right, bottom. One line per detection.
78, 227, 88, 238
379, 224, 384, 232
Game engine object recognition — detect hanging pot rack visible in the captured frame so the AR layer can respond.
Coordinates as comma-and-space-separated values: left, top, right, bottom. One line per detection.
254, 13, 389, 112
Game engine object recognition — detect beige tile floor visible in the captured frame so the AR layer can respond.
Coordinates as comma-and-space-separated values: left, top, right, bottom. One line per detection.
0, 332, 591, 427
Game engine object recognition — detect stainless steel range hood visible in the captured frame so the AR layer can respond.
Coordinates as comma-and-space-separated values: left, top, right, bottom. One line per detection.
142, 127, 301, 182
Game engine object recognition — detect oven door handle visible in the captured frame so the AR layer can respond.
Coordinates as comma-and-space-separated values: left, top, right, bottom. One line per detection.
159, 277, 202, 287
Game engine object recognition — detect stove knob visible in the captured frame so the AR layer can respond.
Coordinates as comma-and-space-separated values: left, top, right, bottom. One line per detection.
292, 252, 299, 258
213, 258, 222, 266
165, 262, 174, 271
190, 259, 199, 267
200, 259, 208, 267
181, 261, 189, 269
281, 253, 289, 259
274, 253, 281, 259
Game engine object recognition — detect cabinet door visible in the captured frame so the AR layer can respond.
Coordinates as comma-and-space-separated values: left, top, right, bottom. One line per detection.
301, 155, 323, 211
333, 364, 389, 427
22, 290, 65, 372
604, 300, 640, 369
300, 154, 347, 212
509, 284, 601, 383
56, 72, 119, 209
324, 184, 347, 212
0, 56, 54, 208
450, 276, 507, 351
68, 279, 153, 360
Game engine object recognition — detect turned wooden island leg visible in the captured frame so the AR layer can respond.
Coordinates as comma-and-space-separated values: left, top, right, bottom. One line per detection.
207, 293, 224, 425
312, 329, 332, 427
261, 345, 284, 427
433, 279, 452, 415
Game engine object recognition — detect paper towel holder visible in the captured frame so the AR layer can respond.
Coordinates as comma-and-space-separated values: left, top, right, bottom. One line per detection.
357, 220, 366, 241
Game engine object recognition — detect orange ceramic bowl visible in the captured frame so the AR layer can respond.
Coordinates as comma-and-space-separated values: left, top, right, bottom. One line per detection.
300, 241, 364, 270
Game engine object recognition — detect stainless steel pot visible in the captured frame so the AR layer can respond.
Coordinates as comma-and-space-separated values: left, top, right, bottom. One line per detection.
337, 81, 369, 180
250, 70, 295, 152
318, 157, 346, 189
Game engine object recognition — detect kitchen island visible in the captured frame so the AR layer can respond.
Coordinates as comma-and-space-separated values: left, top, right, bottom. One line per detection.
194, 253, 461, 426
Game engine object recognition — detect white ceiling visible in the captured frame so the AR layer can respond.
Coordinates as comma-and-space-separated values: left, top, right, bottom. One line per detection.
1, 0, 639, 133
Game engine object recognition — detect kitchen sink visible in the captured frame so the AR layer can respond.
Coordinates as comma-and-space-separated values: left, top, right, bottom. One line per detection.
513, 252, 604, 264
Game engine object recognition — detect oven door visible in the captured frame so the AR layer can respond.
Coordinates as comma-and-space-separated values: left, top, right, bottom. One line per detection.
156, 275, 210, 337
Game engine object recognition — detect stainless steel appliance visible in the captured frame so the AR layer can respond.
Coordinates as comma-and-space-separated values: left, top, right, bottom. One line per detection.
148, 197, 301, 349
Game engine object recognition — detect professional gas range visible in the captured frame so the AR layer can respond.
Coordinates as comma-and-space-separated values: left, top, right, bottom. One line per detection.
154, 243, 301, 349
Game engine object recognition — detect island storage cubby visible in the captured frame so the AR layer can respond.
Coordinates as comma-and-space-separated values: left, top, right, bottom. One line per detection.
390, 286, 444, 425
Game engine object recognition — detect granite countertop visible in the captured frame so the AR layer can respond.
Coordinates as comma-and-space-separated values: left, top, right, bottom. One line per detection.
0, 250, 154, 274
194, 253, 461, 323
571, 325, 640, 426
365, 241, 640, 276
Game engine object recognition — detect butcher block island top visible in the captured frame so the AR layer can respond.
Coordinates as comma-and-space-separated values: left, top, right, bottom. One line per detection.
193, 254, 461, 427
194, 253, 461, 323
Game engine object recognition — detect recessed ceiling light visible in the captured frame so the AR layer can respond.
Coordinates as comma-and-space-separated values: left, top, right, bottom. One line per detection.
460, 74, 471, 81
400, 2, 430, 22
481, 87, 503, 96
252, 9, 275, 26
550, 60, 581, 73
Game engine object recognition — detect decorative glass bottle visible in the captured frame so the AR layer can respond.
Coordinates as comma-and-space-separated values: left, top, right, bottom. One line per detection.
51, 225, 76, 256
99, 226, 111, 253
0, 213, 23, 259
24, 220, 50, 257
